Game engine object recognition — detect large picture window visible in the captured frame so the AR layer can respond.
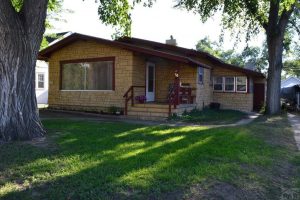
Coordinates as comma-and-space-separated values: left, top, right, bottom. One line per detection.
61, 59, 114, 91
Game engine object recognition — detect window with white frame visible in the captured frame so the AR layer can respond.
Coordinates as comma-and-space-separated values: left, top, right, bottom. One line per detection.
213, 76, 223, 91
37, 73, 45, 89
198, 67, 204, 84
213, 76, 248, 92
224, 77, 235, 92
236, 76, 247, 92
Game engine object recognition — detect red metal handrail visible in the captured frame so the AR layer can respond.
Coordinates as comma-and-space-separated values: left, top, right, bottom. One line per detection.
123, 85, 145, 115
168, 86, 196, 117
168, 84, 179, 117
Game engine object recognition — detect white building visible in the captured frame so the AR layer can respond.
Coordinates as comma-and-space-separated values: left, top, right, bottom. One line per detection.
281, 77, 300, 110
281, 77, 300, 88
35, 60, 49, 104
35, 32, 72, 105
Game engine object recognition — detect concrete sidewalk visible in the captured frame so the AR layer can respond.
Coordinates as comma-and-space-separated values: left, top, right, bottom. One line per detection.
287, 113, 300, 150
40, 109, 259, 128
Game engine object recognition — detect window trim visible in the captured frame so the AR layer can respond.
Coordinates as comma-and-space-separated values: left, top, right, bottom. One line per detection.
198, 66, 204, 85
224, 76, 235, 92
236, 76, 248, 93
213, 76, 224, 92
36, 72, 45, 89
59, 57, 115, 91
213, 76, 248, 93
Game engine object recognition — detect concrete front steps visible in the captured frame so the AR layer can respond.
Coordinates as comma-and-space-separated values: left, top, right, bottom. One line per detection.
127, 103, 196, 121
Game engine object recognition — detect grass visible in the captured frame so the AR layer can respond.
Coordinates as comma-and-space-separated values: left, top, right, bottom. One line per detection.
0, 115, 299, 199
170, 108, 247, 124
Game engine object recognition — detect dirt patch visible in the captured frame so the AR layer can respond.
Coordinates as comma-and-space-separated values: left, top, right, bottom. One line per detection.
24, 137, 48, 147
0, 140, 7, 146
22, 135, 58, 151
185, 181, 264, 200
249, 116, 298, 150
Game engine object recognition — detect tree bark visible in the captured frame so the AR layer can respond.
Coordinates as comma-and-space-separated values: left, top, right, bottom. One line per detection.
265, 34, 284, 115
0, 0, 48, 141
265, 1, 294, 115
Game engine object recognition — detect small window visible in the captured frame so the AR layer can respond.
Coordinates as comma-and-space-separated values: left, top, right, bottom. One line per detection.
224, 77, 235, 92
37, 73, 45, 89
213, 76, 223, 91
198, 67, 204, 84
236, 76, 247, 92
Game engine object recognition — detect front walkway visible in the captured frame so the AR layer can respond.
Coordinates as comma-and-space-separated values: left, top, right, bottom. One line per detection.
287, 113, 300, 150
40, 109, 259, 128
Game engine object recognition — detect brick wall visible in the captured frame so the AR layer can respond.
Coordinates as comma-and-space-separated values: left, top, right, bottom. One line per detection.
47, 39, 260, 113
196, 68, 213, 109
131, 56, 199, 103
213, 92, 254, 112
212, 67, 254, 112
48, 40, 134, 112
155, 61, 197, 102
131, 55, 146, 99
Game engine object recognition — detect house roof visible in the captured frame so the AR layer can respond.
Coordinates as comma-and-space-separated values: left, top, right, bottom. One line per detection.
117, 37, 265, 77
45, 32, 71, 45
38, 33, 265, 77
281, 77, 300, 88
39, 33, 211, 69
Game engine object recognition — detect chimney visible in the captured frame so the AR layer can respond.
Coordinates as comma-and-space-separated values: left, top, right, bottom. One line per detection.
166, 35, 177, 46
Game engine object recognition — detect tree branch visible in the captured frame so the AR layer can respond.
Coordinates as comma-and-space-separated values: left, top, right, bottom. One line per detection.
267, 0, 280, 34
278, 5, 295, 34
0, 0, 18, 24
290, 19, 300, 36
256, 15, 268, 31
20, 0, 48, 35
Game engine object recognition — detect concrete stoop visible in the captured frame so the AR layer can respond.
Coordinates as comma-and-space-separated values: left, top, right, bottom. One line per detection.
127, 103, 196, 121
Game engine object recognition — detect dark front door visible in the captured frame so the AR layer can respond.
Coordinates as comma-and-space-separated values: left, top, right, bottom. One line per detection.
253, 83, 265, 111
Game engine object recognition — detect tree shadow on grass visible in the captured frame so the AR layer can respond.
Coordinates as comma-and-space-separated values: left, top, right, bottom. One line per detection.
0, 119, 289, 199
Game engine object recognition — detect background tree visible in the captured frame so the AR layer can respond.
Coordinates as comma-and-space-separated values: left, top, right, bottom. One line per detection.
175, 0, 300, 114
283, 44, 300, 77
196, 37, 268, 73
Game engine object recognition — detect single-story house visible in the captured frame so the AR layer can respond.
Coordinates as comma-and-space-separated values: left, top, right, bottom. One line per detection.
281, 77, 300, 109
38, 33, 266, 120
281, 76, 300, 88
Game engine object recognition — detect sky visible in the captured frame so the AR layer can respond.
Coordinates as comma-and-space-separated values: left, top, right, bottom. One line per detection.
51, 0, 266, 52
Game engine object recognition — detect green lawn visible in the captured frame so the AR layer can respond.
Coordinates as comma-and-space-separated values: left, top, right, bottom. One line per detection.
0, 115, 299, 199
170, 108, 247, 124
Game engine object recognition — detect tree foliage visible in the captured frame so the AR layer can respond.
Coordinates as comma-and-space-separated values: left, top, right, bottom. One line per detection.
283, 44, 300, 76
196, 37, 268, 72
11, 0, 66, 49
93, 0, 155, 37
175, 0, 299, 114
176, 0, 299, 41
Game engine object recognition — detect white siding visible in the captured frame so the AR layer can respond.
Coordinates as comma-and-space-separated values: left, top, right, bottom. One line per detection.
35, 60, 49, 104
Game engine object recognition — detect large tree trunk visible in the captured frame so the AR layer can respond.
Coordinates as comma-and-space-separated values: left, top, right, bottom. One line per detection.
265, 1, 294, 115
0, 0, 48, 141
265, 34, 284, 115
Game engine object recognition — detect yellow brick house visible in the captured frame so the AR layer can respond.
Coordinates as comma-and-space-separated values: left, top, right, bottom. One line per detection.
38, 33, 266, 120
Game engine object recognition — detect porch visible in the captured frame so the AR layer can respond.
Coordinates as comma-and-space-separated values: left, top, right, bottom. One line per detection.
123, 61, 198, 120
